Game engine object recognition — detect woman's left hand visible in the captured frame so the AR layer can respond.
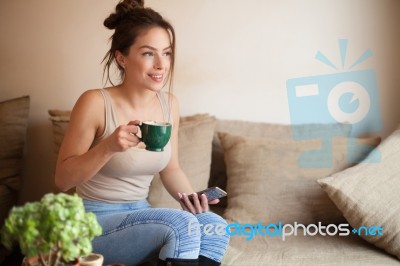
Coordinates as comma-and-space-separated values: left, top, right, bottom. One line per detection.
178, 192, 220, 214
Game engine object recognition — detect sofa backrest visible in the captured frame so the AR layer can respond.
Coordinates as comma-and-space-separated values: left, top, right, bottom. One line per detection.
48, 110, 380, 219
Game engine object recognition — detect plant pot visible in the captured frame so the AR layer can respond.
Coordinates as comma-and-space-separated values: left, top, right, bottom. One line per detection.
79, 253, 104, 266
22, 255, 80, 266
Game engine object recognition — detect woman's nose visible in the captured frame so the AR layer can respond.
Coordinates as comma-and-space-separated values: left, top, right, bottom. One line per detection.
153, 60, 161, 70
154, 55, 166, 70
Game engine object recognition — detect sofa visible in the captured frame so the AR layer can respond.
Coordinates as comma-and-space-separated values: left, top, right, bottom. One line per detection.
46, 111, 400, 265
0, 96, 30, 264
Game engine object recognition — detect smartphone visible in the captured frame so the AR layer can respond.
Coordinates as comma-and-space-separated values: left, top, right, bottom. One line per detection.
188, 186, 227, 202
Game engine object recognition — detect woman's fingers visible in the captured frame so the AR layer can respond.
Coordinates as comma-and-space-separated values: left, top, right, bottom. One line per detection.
179, 192, 209, 214
208, 199, 220, 205
178, 193, 189, 212
180, 193, 196, 213
107, 124, 142, 152
200, 194, 209, 211
125, 123, 142, 144
127, 120, 141, 126
191, 193, 203, 213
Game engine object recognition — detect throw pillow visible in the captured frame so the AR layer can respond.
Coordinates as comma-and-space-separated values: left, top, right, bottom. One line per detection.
48, 109, 72, 160
148, 114, 216, 208
209, 120, 353, 207
318, 128, 400, 259
0, 95, 30, 226
219, 132, 379, 225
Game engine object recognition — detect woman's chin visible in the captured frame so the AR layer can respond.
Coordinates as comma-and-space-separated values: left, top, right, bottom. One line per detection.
146, 88, 161, 93
146, 85, 165, 93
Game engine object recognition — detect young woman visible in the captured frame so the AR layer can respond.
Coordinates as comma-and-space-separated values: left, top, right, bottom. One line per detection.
54, 0, 229, 265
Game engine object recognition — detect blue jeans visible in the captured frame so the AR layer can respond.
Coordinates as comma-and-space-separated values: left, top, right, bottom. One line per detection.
83, 199, 230, 266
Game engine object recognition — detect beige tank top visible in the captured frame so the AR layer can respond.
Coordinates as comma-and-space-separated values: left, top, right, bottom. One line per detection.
76, 89, 172, 203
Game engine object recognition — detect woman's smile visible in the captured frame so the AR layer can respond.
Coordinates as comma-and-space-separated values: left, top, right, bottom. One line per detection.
148, 73, 164, 83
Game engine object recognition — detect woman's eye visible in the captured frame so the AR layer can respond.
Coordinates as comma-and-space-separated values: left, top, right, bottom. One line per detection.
143, 52, 153, 56
163, 51, 172, 57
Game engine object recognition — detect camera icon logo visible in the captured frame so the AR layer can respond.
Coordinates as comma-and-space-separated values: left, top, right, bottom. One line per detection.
286, 39, 381, 167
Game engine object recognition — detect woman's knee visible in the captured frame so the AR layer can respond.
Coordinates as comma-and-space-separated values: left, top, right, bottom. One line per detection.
161, 209, 199, 228
193, 212, 230, 242
196, 212, 229, 229
157, 210, 201, 259
195, 212, 230, 262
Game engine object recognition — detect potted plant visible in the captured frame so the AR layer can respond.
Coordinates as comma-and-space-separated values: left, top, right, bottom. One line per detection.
0, 193, 102, 266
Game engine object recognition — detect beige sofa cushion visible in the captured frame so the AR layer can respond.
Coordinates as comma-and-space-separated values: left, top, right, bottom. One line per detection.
48, 110, 74, 194
48, 109, 71, 160
210, 120, 353, 207
148, 114, 216, 208
222, 228, 399, 265
318, 128, 400, 259
0, 96, 30, 228
0, 96, 30, 191
219, 132, 379, 225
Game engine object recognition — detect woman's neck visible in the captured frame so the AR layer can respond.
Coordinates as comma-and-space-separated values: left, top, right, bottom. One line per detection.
116, 83, 158, 109
108, 84, 161, 124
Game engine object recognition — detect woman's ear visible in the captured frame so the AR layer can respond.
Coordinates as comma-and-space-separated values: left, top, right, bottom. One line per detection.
115, 50, 126, 69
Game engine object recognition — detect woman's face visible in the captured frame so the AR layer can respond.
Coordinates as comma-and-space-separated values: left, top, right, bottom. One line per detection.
120, 26, 172, 92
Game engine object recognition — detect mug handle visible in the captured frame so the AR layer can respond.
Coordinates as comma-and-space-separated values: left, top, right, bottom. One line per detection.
132, 123, 143, 142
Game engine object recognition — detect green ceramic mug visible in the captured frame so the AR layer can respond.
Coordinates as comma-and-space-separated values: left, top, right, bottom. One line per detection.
138, 121, 172, 152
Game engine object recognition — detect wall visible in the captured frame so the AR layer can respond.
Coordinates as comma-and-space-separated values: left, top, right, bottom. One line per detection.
1, 0, 399, 203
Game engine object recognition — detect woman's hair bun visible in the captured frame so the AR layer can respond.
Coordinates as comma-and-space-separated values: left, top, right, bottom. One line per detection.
104, 0, 145, 30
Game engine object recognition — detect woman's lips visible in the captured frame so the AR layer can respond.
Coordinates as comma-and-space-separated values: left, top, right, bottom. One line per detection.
148, 74, 163, 82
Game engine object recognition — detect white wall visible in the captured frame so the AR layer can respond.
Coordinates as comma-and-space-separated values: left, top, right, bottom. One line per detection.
1, 0, 399, 203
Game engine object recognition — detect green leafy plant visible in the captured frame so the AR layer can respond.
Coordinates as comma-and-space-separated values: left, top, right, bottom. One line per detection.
1, 193, 102, 266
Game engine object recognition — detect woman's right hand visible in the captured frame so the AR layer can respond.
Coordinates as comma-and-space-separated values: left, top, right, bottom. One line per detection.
105, 120, 142, 152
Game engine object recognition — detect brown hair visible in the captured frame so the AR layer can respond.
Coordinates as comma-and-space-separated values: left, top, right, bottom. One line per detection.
102, 0, 176, 91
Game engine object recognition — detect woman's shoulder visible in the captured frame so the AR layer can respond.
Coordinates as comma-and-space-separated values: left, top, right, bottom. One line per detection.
78, 88, 105, 102
75, 88, 112, 109
161, 91, 179, 105
71, 89, 106, 119
160, 91, 180, 125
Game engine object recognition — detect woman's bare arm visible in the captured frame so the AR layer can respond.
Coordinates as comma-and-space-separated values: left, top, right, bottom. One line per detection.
55, 90, 140, 191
